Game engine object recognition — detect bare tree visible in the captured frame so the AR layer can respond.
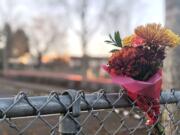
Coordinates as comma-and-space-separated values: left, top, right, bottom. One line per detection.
66, 0, 131, 80
3, 23, 12, 71
78, 0, 89, 80
27, 15, 67, 68
0, 0, 18, 72
102, 0, 134, 34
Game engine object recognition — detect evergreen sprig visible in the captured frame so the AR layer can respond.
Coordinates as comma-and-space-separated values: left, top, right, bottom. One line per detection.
105, 31, 122, 53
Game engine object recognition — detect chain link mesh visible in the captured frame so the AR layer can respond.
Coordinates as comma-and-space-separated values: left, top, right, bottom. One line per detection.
0, 89, 180, 135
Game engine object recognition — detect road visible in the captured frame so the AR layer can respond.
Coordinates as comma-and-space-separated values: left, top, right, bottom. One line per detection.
0, 77, 66, 97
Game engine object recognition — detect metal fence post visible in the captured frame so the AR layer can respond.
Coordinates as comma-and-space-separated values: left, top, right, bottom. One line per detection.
59, 114, 80, 135
59, 90, 81, 135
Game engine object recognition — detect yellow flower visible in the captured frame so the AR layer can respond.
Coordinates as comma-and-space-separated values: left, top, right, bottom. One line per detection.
122, 35, 134, 47
164, 29, 180, 47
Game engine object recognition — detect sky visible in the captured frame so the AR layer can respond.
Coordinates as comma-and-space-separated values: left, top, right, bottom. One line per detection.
0, 0, 165, 57
85, 0, 165, 57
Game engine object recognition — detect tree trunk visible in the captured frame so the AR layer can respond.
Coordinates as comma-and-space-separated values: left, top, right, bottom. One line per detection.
163, 0, 180, 134
3, 23, 12, 74
36, 52, 43, 69
80, 0, 89, 87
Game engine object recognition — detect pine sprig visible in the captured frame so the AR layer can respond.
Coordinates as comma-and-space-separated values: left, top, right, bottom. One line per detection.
105, 31, 122, 53
105, 31, 122, 48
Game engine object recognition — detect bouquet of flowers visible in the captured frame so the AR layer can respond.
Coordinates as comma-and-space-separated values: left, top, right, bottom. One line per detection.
103, 23, 180, 134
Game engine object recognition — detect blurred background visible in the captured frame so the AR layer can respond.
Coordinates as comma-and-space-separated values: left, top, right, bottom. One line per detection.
0, 0, 180, 134
0, 0, 180, 95
0, 0, 167, 95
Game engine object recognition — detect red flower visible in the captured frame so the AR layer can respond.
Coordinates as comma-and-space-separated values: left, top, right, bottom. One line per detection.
108, 46, 165, 80
132, 36, 145, 47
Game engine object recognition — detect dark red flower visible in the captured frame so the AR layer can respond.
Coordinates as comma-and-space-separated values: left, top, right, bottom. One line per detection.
108, 45, 165, 81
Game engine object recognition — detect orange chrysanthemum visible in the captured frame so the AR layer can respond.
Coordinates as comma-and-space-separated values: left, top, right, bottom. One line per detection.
135, 23, 180, 47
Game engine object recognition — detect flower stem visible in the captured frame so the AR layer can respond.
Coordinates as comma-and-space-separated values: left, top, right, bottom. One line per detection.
154, 122, 165, 135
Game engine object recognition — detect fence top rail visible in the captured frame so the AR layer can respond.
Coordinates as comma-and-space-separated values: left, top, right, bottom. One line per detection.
0, 90, 179, 119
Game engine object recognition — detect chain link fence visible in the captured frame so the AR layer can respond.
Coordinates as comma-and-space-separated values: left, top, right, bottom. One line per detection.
0, 89, 180, 135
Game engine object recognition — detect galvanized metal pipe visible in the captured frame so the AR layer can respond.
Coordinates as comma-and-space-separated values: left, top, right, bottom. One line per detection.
0, 90, 179, 118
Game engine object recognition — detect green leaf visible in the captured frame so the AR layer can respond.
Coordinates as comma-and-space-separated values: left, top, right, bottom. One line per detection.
105, 31, 122, 48
104, 40, 112, 43
110, 49, 119, 53
109, 34, 115, 42
114, 31, 122, 47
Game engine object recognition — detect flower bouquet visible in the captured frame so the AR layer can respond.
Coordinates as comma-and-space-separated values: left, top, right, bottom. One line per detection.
103, 23, 180, 134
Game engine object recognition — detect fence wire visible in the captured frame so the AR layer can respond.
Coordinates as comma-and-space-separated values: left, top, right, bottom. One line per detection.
0, 89, 180, 135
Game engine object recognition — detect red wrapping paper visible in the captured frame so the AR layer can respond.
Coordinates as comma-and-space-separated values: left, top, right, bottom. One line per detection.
102, 65, 162, 125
